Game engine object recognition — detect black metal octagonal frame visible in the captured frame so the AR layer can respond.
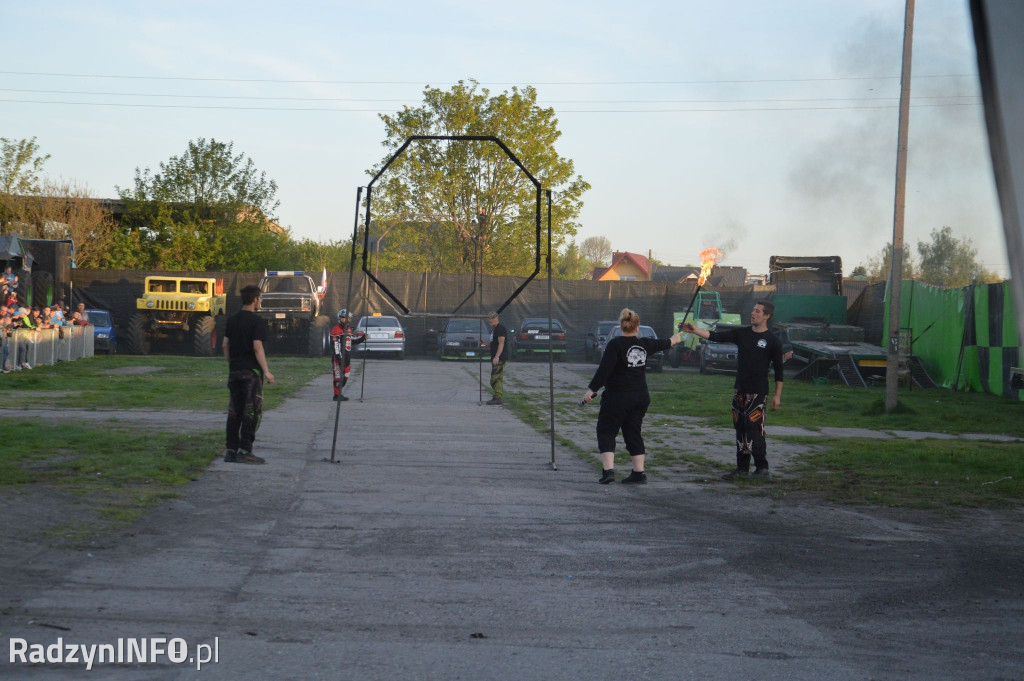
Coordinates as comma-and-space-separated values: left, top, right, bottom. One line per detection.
357, 135, 543, 316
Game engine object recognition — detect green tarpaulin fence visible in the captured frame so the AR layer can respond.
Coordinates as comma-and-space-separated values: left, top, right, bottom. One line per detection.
884, 280, 1020, 400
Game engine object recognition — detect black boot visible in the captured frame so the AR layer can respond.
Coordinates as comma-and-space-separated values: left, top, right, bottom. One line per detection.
621, 470, 647, 484
598, 469, 615, 484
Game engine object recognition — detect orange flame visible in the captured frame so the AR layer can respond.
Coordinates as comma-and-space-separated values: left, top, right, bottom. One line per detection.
696, 247, 722, 286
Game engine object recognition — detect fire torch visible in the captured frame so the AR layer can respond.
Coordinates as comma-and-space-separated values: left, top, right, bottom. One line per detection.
678, 248, 722, 332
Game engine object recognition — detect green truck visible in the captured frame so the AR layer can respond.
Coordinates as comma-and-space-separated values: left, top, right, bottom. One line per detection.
668, 291, 741, 367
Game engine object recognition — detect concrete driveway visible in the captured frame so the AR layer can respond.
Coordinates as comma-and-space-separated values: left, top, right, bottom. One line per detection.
2, 359, 1022, 680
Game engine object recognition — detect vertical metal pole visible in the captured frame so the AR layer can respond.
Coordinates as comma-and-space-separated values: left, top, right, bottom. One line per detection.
886, 0, 915, 412
546, 190, 556, 470
359, 271, 369, 401
478, 236, 484, 405
330, 186, 364, 463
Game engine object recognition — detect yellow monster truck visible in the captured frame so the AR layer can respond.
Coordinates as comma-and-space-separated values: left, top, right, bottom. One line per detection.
125, 276, 227, 356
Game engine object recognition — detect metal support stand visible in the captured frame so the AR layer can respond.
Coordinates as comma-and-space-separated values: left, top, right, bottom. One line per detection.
359, 272, 370, 402
546, 190, 556, 470
326, 186, 364, 464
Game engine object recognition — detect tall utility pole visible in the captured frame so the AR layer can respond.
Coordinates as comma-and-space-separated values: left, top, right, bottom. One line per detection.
886, 0, 916, 412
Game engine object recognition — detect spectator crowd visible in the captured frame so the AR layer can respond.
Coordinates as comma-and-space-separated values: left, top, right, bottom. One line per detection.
1, 299, 90, 373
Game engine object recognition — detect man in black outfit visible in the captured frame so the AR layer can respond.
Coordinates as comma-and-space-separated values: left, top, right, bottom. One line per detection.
683, 300, 784, 480
223, 285, 275, 464
582, 308, 683, 484
486, 311, 508, 405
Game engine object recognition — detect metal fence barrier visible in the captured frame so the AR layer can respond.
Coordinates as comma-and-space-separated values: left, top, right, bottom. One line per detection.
1, 326, 94, 372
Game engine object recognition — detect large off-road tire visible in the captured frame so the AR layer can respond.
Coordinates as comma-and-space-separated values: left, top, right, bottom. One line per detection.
308, 315, 330, 357
668, 345, 683, 368
32, 271, 54, 308
192, 316, 218, 357
15, 269, 32, 307
125, 313, 151, 355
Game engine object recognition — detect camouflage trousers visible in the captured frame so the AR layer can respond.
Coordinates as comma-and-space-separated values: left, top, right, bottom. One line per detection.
490, 360, 506, 399
227, 369, 264, 452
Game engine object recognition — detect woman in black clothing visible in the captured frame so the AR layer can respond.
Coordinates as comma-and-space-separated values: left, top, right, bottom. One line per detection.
581, 308, 683, 484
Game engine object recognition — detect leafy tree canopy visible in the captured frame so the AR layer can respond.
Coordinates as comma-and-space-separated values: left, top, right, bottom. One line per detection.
368, 80, 590, 276
862, 242, 916, 281
916, 225, 1001, 287
0, 136, 50, 196
0, 136, 52, 230
579, 235, 612, 267
117, 137, 280, 226
860, 227, 1002, 287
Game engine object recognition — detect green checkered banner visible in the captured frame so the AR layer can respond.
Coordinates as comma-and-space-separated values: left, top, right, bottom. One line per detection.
884, 280, 1020, 400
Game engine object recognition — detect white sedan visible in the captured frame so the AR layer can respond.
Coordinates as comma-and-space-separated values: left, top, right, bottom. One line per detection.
354, 315, 406, 359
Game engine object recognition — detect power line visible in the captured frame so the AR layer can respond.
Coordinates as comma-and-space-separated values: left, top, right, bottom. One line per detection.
0, 87, 981, 104
0, 98, 983, 113
0, 69, 975, 85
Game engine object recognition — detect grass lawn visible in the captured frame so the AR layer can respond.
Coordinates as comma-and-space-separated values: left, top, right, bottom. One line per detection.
504, 367, 1024, 511
645, 371, 1024, 437
0, 354, 328, 410
0, 420, 222, 540
772, 437, 1024, 509
0, 354, 330, 542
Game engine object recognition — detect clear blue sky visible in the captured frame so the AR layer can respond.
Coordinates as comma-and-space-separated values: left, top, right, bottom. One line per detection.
0, 0, 1008, 276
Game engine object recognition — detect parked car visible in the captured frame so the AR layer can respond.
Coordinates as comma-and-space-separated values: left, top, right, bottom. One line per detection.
513, 317, 568, 361
698, 323, 740, 374
354, 314, 405, 359
438, 318, 490, 360
697, 323, 793, 374
585, 320, 618, 363
86, 309, 117, 354
605, 324, 663, 372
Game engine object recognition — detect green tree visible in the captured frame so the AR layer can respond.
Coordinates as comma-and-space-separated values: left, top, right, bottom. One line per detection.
916, 226, 1001, 287
862, 243, 916, 281
579, 235, 612, 267
1, 136, 51, 230
369, 80, 590, 276
553, 240, 591, 279
119, 138, 279, 221
114, 138, 283, 270
0, 136, 49, 196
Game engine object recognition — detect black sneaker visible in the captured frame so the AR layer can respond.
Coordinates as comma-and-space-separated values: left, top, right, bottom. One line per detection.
338, 395, 350, 402
721, 469, 749, 481
621, 470, 647, 484
486, 397, 503, 405
598, 469, 615, 484
235, 450, 266, 465
751, 467, 772, 480
223, 448, 237, 463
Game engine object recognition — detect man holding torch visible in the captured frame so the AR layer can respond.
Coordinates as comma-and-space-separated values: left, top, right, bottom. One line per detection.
681, 300, 784, 480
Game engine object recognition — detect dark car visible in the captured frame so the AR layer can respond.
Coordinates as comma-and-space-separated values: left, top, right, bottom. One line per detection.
86, 309, 117, 354
698, 323, 793, 374
514, 317, 568, 361
605, 324, 663, 372
699, 323, 740, 374
438, 318, 490, 360
585, 320, 617, 363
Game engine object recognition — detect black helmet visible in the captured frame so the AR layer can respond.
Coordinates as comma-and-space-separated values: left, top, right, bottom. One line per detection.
337, 309, 349, 320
